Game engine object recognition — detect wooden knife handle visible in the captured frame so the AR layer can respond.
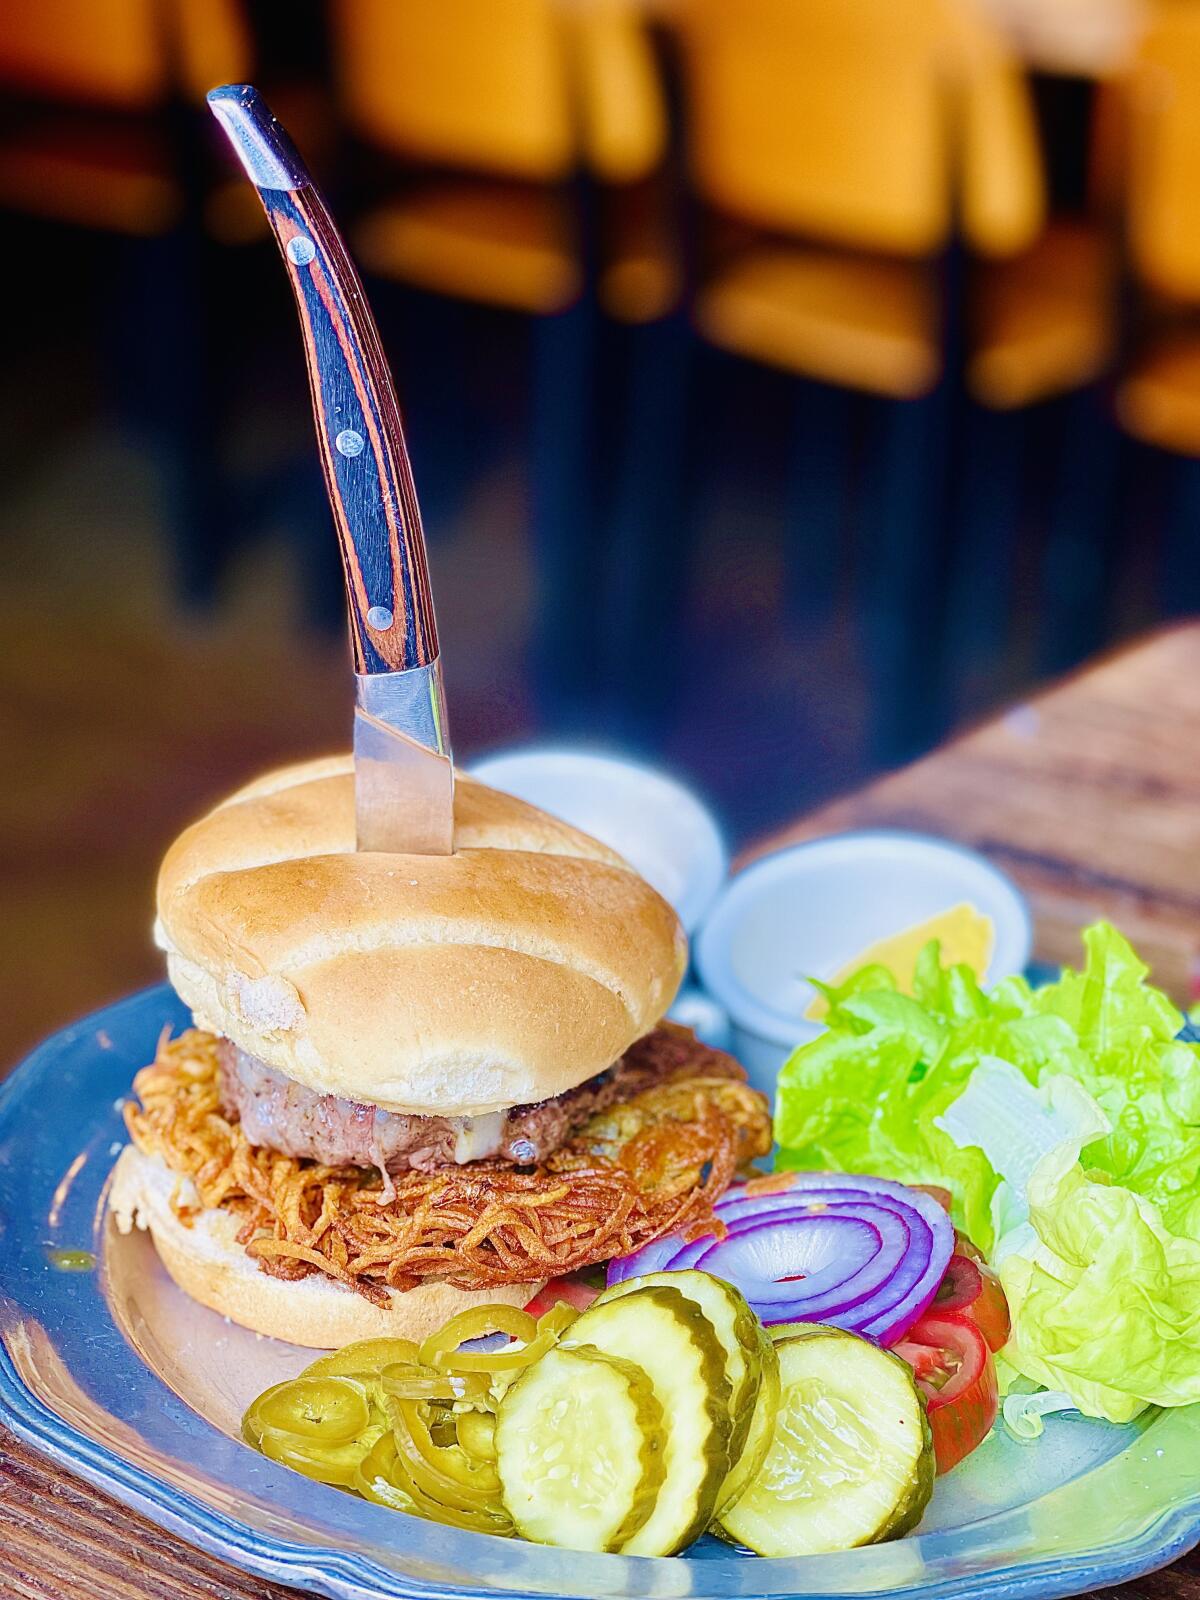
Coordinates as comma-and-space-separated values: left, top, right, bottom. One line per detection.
209, 86, 436, 674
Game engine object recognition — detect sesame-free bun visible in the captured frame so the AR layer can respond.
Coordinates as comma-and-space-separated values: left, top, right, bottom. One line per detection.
109, 1145, 541, 1347
155, 756, 688, 1116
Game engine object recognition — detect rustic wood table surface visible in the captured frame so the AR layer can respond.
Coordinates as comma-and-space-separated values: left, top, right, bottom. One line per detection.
3, 622, 1200, 1600
746, 620, 1200, 1006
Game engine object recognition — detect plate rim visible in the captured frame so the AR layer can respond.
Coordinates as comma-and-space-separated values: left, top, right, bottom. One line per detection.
4, 1348, 1198, 1600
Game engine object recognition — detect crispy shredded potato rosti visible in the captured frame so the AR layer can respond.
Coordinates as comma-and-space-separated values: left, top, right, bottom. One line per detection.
124, 1030, 772, 1303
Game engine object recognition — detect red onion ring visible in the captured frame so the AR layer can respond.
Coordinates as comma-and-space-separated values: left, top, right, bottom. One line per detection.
607, 1171, 954, 1346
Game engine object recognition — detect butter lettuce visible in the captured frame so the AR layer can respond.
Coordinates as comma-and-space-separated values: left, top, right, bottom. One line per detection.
1030, 926, 1200, 1239
999, 1147, 1200, 1420
773, 921, 1200, 1422
773, 984, 998, 1249
933, 1056, 1110, 1257
776, 937, 1091, 1251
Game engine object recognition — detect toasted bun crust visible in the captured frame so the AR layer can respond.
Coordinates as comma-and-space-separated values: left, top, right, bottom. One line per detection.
109, 1145, 540, 1347
155, 756, 688, 1116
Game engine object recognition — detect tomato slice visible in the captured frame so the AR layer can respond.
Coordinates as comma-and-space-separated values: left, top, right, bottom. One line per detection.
931, 1249, 1011, 1354
932, 1254, 984, 1312
962, 1261, 1010, 1353
522, 1276, 599, 1319
894, 1310, 998, 1474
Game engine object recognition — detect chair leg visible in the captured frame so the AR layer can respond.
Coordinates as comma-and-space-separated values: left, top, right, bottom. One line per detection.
113, 229, 228, 609
381, 287, 514, 540
1160, 453, 1200, 618
287, 452, 346, 633
1037, 385, 1124, 675
600, 310, 694, 745
859, 383, 954, 766
943, 402, 1026, 719
785, 380, 853, 623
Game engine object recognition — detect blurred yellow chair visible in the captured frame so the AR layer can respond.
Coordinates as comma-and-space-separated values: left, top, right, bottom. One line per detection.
970, 217, 1116, 408
684, 0, 1040, 259
0, 0, 251, 234
1105, 1, 1200, 621
0, 0, 246, 108
667, 0, 1119, 761
0, 1, 280, 615
1116, 3, 1200, 456
681, 0, 1111, 408
332, 0, 674, 322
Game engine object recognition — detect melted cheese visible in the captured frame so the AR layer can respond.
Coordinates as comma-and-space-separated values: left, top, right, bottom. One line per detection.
453, 1111, 506, 1164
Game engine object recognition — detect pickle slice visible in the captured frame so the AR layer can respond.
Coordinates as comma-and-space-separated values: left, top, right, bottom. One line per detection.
564, 1285, 733, 1555
765, 1320, 837, 1343
716, 1322, 780, 1516
594, 1269, 764, 1511
495, 1344, 665, 1552
717, 1328, 934, 1557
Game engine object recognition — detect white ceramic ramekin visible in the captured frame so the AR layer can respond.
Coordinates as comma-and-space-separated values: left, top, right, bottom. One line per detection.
469, 747, 728, 934
695, 830, 1033, 1096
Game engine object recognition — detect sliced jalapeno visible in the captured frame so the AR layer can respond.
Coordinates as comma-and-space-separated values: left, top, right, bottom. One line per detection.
353, 1433, 418, 1511
386, 1398, 503, 1511
258, 1423, 382, 1487
535, 1302, 580, 1339
455, 1409, 497, 1462
393, 1397, 502, 1496
418, 1306, 536, 1371
381, 1362, 491, 1402
386, 1439, 513, 1535
244, 1377, 371, 1447
303, 1337, 421, 1379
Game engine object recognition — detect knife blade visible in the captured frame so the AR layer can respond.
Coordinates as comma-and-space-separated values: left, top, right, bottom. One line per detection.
207, 83, 454, 855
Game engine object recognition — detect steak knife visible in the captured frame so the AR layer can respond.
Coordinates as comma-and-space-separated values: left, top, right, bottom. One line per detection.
208, 83, 454, 855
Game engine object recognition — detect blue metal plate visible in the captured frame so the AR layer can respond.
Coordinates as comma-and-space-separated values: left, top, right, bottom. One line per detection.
2, 986, 1198, 1600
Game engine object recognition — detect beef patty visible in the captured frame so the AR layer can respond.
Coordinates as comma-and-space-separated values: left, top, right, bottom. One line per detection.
217, 1025, 743, 1176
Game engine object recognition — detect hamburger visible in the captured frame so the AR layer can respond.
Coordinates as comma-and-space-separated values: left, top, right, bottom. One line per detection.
111, 756, 772, 1346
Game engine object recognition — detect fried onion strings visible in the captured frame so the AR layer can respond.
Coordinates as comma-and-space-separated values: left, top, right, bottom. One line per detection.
124, 1031, 771, 1305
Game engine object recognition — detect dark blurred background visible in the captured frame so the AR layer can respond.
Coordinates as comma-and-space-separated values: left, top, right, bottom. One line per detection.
3, 0, 1198, 1065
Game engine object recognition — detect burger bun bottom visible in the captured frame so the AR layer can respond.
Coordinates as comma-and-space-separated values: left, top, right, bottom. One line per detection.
109, 1145, 543, 1348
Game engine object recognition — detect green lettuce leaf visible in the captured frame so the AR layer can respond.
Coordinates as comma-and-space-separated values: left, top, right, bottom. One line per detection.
1031, 925, 1200, 1238
933, 1057, 1110, 1255
773, 920, 1200, 1420
776, 935, 1101, 1252
997, 1145, 1200, 1421
774, 981, 999, 1249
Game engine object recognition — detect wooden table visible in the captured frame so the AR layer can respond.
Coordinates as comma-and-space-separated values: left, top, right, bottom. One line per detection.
746, 621, 1200, 1006
3, 623, 1200, 1600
